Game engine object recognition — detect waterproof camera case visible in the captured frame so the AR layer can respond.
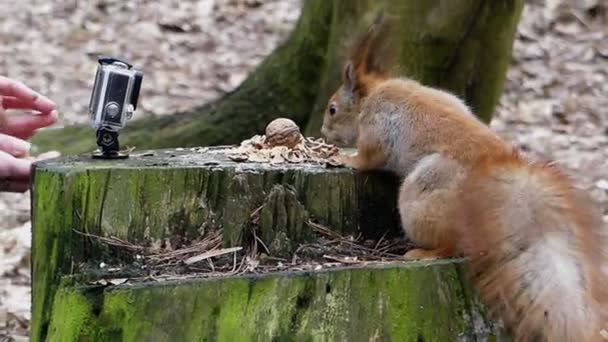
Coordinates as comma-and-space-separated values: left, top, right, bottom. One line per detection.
88, 56, 143, 159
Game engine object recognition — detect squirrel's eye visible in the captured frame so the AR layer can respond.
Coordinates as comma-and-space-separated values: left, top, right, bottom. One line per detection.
329, 104, 337, 115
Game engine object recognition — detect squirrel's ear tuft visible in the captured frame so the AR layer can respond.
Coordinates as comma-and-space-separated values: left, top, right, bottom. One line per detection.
343, 62, 356, 93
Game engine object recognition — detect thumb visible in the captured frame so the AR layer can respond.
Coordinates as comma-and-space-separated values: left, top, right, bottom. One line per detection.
0, 133, 31, 158
0, 150, 31, 180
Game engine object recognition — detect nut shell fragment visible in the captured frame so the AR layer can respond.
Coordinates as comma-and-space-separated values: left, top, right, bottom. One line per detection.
225, 118, 342, 166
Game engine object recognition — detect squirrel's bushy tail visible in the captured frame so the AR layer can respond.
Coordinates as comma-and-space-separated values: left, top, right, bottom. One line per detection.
457, 152, 608, 341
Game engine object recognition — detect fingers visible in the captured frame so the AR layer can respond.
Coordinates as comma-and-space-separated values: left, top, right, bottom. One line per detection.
32, 150, 61, 161
0, 133, 31, 157
0, 77, 56, 114
0, 148, 61, 193
0, 150, 31, 181
2, 96, 48, 110
0, 77, 57, 193
0, 110, 58, 139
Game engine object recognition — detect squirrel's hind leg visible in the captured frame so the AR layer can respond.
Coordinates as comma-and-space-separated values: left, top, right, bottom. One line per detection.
398, 153, 465, 259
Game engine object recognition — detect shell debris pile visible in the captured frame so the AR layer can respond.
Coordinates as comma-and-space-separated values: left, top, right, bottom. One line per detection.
226, 118, 343, 166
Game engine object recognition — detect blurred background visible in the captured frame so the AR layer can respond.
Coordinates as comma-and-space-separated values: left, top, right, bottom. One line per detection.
0, 0, 606, 340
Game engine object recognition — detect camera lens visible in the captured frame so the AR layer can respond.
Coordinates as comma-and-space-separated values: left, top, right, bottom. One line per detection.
105, 102, 120, 118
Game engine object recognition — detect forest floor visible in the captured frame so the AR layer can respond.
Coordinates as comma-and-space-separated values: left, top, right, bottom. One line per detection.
1, 0, 607, 339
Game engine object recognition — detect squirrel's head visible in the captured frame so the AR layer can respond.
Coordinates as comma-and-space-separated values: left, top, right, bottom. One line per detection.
321, 62, 363, 146
321, 11, 392, 146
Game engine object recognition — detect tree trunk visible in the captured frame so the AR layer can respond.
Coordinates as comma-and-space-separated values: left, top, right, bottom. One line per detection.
32, 0, 523, 155
31, 149, 506, 341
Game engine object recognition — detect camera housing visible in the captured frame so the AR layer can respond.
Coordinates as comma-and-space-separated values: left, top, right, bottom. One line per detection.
88, 56, 143, 159
89, 56, 143, 131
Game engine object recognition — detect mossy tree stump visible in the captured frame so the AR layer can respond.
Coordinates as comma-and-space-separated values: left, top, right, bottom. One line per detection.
31, 148, 504, 341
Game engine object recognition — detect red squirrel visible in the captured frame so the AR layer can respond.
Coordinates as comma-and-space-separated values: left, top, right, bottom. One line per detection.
321, 15, 608, 342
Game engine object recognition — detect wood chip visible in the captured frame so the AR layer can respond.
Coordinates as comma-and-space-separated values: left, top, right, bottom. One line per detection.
184, 247, 243, 265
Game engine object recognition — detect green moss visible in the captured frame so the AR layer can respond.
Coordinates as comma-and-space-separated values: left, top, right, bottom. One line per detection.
45, 287, 94, 341
31, 170, 75, 342
45, 260, 505, 341
384, 263, 463, 340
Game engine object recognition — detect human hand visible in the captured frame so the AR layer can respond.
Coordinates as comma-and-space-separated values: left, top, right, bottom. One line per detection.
0, 76, 58, 139
0, 76, 59, 192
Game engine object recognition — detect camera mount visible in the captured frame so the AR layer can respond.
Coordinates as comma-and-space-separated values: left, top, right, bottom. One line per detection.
92, 127, 128, 159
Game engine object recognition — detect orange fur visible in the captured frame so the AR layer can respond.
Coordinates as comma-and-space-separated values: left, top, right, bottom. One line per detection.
321, 17, 608, 341
338, 127, 388, 171
458, 152, 608, 341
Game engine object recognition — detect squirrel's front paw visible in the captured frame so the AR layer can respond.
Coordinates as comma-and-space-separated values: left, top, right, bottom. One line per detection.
403, 248, 444, 261
326, 153, 357, 169
326, 155, 345, 168
340, 153, 359, 168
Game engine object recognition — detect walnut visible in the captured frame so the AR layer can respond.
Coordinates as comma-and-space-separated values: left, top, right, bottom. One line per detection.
264, 118, 302, 148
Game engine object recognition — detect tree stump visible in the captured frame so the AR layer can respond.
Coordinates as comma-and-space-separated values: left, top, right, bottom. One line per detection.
31, 148, 505, 341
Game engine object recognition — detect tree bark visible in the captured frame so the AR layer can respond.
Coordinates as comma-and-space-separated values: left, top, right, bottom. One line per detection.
32, 0, 523, 155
